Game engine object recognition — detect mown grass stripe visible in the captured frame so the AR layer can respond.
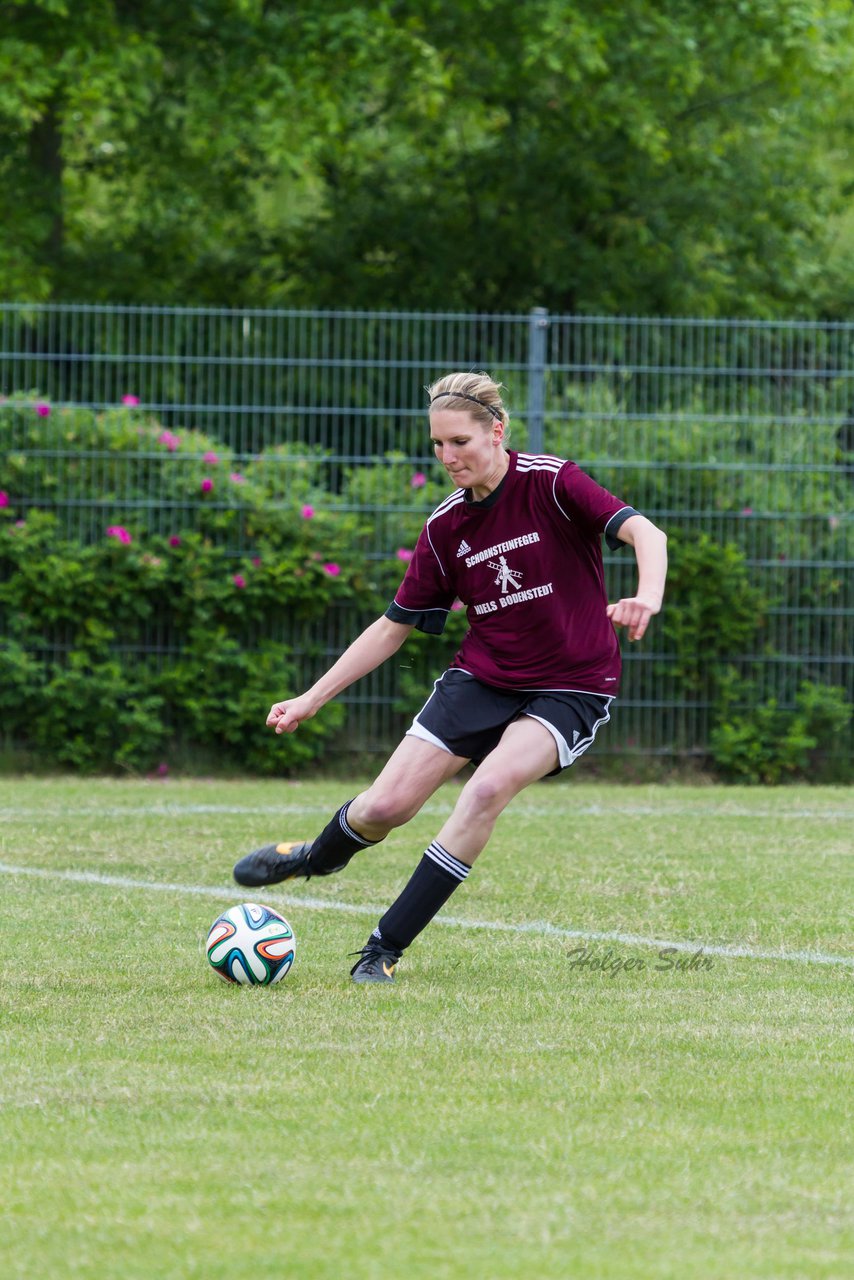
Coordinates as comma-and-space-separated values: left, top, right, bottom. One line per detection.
2, 861, 851, 970
2, 802, 853, 821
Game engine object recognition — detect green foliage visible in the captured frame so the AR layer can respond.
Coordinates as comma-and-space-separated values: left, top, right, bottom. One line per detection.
710, 681, 852, 784
0, 507, 351, 773
33, 653, 169, 774
1, 396, 850, 778
0, 639, 47, 738
658, 531, 766, 696
2, 1, 854, 315
1, 401, 254, 542
339, 453, 445, 556
647, 531, 851, 775
157, 632, 344, 776
0, 402, 416, 566
547, 374, 852, 558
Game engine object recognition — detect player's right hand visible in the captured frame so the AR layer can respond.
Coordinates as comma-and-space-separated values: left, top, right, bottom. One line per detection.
266, 694, 317, 734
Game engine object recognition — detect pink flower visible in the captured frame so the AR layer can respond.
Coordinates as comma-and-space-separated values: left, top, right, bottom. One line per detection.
451, 599, 465, 611
229, 472, 245, 485
251, 557, 262, 567
232, 574, 246, 589
323, 562, 341, 577
106, 525, 132, 545
396, 547, 414, 562
14, 519, 26, 529
0, 491, 8, 508
156, 762, 169, 777
411, 472, 427, 489
741, 507, 753, 516
122, 394, 140, 406
35, 402, 51, 417
200, 477, 213, 493
168, 535, 181, 547
203, 451, 219, 465
301, 504, 315, 519
158, 430, 180, 451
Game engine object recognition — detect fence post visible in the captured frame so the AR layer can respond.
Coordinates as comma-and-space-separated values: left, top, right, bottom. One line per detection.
527, 306, 549, 453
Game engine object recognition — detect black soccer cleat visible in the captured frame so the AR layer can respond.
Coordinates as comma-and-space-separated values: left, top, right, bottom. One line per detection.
349, 941, 402, 984
233, 840, 315, 887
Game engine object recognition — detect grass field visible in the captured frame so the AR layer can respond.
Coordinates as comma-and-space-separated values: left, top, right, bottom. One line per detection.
1, 776, 851, 1280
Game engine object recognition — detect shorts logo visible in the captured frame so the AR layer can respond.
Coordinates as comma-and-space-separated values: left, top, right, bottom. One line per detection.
488, 555, 523, 593
457, 539, 471, 558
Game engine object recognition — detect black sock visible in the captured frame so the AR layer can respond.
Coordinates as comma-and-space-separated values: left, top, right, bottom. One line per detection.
310, 800, 381, 875
372, 841, 471, 954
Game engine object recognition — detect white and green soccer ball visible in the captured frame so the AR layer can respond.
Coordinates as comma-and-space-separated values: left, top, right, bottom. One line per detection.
206, 903, 296, 986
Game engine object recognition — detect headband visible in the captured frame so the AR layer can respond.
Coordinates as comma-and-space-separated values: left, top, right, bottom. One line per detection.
429, 390, 503, 421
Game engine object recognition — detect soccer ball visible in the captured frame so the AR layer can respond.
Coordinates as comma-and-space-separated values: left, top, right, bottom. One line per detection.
205, 903, 296, 986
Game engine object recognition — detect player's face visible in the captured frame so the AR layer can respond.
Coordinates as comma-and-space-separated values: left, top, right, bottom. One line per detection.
429, 409, 506, 494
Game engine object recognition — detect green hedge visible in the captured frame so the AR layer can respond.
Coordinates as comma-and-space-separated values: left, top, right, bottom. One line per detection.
0, 512, 356, 773
0, 399, 850, 778
0, 401, 444, 773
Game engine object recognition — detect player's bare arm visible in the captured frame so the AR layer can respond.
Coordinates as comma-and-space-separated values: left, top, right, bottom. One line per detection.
606, 513, 668, 641
267, 615, 414, 734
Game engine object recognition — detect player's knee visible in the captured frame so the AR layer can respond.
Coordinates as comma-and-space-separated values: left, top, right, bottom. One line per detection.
462, 774, 509, 817
356, 790, 416, 830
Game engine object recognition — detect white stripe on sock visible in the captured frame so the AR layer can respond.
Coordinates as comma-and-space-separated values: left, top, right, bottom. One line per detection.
426, 841, 470, 882
339, 801, 376, 847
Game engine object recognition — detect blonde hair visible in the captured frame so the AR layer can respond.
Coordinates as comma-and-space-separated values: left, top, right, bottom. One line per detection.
427, 371, 510, 437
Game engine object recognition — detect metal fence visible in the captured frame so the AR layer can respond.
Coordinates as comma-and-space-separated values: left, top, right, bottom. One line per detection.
1, 303, 852, 764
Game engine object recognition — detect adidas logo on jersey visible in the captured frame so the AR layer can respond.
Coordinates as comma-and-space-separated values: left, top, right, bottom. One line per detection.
457, 539, 471, 557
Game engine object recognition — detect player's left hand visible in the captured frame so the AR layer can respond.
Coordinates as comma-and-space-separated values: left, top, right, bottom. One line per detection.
606, 596, 659, 641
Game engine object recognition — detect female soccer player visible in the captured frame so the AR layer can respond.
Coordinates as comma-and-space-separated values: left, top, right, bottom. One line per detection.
234, 372, 668, 982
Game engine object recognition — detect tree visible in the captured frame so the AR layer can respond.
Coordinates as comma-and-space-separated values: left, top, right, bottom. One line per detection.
287, 0, 854, 316
1, 0, 853, 315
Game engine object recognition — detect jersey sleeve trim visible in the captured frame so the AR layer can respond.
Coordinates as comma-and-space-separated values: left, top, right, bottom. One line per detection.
604, 506, 640, 550
385, 600, 449, 635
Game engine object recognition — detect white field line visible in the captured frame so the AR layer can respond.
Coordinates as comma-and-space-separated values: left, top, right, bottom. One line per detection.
1, 861, 852, 970
1, 802, 853, 822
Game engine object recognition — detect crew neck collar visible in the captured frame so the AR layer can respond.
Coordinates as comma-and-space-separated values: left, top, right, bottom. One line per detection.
463, 450, 514, 508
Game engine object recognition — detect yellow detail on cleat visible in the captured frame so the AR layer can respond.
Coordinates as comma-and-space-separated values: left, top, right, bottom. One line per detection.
275, 842, 301, 856
382, 961, 396, 978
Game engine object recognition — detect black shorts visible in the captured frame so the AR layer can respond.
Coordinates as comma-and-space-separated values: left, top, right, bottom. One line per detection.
407, 669, 613, 774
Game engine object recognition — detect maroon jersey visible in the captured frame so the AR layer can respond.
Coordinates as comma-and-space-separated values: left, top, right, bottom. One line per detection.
386, 451, 638, 694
